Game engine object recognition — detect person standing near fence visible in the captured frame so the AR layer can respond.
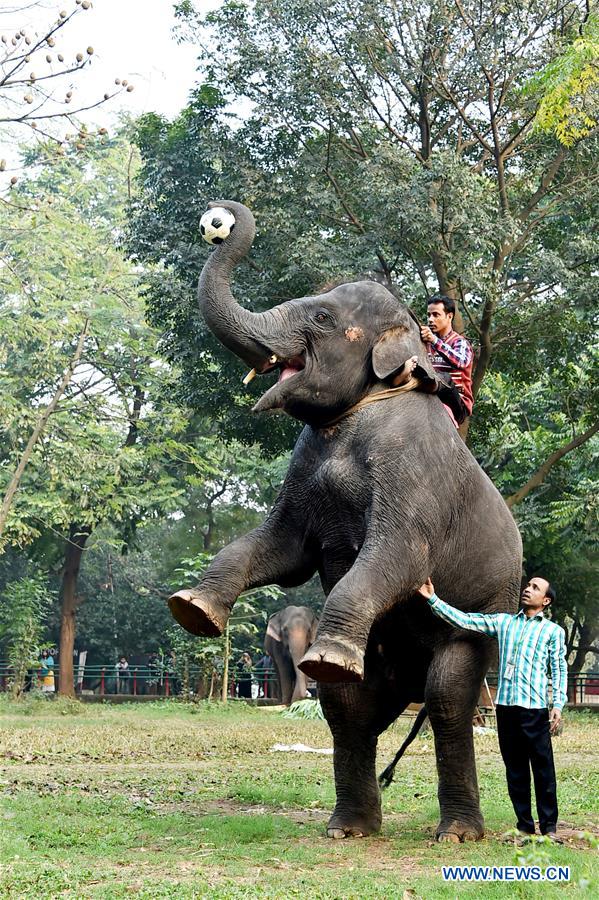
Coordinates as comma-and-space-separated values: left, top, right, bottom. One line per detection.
236, 651, 253, 699
254, 652, 273, 697
39, 649, 55, 695
418, 576, 567, 841
115, 656, 130, 694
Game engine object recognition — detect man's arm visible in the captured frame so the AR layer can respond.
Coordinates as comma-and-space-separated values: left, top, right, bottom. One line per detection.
549, 627, 568, 731
430, 334, 473, 370
418, 578, 501, 637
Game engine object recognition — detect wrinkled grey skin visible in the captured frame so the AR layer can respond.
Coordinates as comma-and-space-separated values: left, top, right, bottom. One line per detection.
169, 200, 522, 841
264, 605, 319, 705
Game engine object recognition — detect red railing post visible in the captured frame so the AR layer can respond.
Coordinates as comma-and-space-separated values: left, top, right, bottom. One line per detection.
100, 668, 105, 696
263, 672, 267, 698
133, 668, 137, 696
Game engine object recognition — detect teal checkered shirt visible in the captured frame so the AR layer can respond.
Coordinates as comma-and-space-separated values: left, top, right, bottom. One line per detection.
428, 595, 568, 710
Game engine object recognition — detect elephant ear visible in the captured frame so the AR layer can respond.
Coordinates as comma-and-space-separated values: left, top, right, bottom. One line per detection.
266, 613, 282, 643
372, 327, 437, 389
371, 326, 412, 380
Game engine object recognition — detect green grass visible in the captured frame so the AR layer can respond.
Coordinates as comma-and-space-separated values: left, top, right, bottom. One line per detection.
0, 699, 597, 898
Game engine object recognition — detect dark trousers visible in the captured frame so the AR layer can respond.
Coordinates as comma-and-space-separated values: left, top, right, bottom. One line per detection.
496, 705, 558, 834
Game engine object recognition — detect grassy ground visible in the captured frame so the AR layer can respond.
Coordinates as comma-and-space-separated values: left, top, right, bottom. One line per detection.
0, 697, 597, 898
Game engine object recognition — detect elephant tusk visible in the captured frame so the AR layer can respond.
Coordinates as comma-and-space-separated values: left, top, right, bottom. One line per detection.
242, 368, 257, 385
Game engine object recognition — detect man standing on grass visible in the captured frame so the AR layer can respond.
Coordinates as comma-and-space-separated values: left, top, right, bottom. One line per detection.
418, 576, 568, 840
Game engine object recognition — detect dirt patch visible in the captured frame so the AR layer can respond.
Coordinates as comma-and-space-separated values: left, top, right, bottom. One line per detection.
494, 821, 599, 851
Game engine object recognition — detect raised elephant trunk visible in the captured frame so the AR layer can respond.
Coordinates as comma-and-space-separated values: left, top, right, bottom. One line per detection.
199, 200, 283, 369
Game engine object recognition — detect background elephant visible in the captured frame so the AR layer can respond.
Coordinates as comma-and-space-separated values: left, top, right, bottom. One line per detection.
169, 200, 522, 842
264, 605, 319, 705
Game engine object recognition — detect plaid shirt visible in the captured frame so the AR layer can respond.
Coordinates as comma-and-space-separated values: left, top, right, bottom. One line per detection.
427, 330, 474, 414
428, 595, 568, 710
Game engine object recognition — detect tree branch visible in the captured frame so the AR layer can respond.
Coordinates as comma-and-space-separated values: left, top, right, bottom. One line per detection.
506, 420, 599, 508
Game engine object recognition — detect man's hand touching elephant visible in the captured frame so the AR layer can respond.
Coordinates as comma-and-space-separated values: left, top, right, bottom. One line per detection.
418, 578, 435, 600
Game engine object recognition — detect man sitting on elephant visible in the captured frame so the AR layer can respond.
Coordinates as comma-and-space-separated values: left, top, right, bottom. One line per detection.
420, 294, 474, 425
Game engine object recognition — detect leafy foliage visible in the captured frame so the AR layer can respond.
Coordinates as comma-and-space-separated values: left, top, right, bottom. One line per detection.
0, 572, 52, 697
281, 698, 325, 720
525, 15, 599, 146
168, 550, 284, 696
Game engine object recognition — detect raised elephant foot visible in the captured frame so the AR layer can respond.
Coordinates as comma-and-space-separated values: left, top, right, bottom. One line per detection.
436, 818, 484, 843
168, 589, 229, 637
298, 635, 364, 683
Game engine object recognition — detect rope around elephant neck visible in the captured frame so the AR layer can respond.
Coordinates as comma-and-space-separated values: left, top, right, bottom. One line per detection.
318, 377, 420, 429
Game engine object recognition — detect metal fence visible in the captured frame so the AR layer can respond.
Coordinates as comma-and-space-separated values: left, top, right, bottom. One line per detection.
1, 663, 597, 704
0, 662, 281, 700
484, 672, 599, 706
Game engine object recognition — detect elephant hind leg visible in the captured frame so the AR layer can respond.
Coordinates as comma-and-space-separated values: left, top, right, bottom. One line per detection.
426, 638, 491, 842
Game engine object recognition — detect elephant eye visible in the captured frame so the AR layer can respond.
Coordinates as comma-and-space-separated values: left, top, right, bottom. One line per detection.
314, 311, 331, 324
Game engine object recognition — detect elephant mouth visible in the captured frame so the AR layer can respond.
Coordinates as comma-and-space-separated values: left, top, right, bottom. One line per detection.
249, 352, 308, 413
244, 353, 306, 385
275, 354, 305, 383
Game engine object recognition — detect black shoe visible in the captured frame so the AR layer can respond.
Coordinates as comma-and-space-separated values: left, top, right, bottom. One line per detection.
543, 831, 563, 844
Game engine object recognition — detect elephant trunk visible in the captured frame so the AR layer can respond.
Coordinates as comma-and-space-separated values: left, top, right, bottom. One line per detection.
287, 627, 311, 704
199, 200, 284, 369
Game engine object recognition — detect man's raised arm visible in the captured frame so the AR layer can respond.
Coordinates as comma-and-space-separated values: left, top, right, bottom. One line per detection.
419, 578, 501, 637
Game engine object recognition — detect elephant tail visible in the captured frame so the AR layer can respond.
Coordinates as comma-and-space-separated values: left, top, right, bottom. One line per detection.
378, 706, 428, 790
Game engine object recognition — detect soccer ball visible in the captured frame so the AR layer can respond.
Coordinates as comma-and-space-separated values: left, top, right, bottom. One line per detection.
199, 207, 236, 245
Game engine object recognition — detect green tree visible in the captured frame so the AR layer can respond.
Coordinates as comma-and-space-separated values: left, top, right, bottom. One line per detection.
128, 0, 598, 669
0, 134, 212, 695
134, 1, 598, 464
471, 365, 598, 672
0, 572, 52, 698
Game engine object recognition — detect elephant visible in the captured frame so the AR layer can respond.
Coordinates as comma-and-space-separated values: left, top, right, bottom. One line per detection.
168, 200, 522, 841
264, 605, 319, 705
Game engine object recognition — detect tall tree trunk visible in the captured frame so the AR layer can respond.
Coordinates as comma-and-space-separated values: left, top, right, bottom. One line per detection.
221, 622, 230, 703
58, 524, 91, 697
569, 621, 599, 679
56, 379, 145, 698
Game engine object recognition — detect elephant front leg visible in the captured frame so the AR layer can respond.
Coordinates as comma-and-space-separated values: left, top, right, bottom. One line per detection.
300, 544, 426, 682
425, 639, 490, 842
169, 521, 315, 637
